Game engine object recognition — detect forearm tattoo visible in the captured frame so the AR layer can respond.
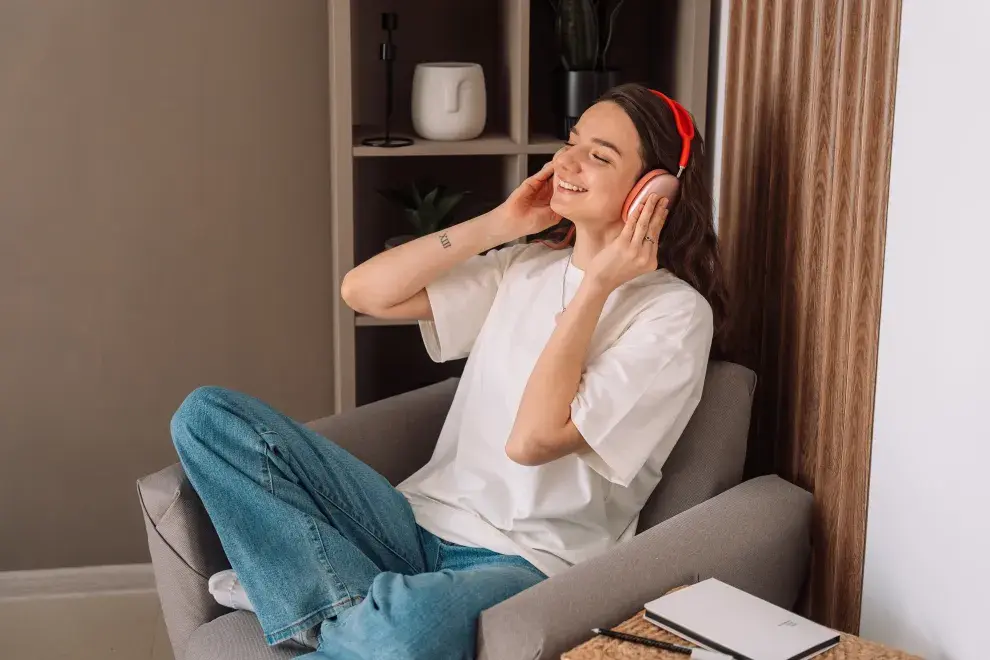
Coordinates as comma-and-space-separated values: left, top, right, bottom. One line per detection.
439, 232, 451, 249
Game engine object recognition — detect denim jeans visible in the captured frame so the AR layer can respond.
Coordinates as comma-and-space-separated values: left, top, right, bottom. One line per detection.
170, 385, 546, 660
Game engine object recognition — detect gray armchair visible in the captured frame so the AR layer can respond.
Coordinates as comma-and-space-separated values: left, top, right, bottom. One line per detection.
137, 360, 812, 660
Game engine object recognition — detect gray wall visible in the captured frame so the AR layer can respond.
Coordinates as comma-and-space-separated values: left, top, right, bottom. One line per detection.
0, 0, 335, 570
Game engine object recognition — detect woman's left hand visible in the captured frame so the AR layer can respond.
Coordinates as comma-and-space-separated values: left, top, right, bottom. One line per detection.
587, 193, 669, 292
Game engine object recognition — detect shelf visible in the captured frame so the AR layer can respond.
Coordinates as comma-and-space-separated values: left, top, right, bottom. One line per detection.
526, 134, 566, 154
353, 127, 564, 157
353, 128, 526, 157
355, 314, 419, 327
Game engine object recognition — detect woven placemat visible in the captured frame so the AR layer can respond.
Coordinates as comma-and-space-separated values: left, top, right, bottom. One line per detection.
561, 609, 923, 660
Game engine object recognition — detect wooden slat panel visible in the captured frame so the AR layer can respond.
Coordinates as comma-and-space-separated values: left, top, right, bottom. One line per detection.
718, 0, 902, 634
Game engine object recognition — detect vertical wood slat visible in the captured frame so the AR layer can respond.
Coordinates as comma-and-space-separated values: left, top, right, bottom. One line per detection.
718, 0, 902, 633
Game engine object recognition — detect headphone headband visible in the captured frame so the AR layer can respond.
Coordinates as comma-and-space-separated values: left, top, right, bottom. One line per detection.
649, 89, 695, 178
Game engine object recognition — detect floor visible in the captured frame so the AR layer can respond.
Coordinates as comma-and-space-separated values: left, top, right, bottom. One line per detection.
0, 590, 174, 660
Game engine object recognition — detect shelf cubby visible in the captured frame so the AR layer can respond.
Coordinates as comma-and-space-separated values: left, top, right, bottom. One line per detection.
328, 0, 711, 411
356, 325, 466, 407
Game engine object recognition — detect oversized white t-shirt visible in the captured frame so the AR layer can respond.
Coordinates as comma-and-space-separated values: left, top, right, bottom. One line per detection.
396, 241, 713, 577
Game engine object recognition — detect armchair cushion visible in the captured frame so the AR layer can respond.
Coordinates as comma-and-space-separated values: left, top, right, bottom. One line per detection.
637, 361, 756, 531
303, 376, 458, 486
476, 475, 813, 660
185, 612, 306, 660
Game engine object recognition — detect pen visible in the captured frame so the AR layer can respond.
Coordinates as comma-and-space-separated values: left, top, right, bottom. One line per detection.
591, 628, 734, 659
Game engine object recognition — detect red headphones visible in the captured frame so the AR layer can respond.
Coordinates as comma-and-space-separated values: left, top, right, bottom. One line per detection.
619, 89, 695, 223
542, 88, 695, 247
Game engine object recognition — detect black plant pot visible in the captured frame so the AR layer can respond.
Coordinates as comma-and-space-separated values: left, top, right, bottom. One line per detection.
552, 68, 620, 139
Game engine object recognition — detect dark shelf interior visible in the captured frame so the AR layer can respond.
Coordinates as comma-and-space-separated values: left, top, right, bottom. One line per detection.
356, 325, 465, 407
353, 155, 508, 266
351, 0, 508, 139
528, 0, 682, 140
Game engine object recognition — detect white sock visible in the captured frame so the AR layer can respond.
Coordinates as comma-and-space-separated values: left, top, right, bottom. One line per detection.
207, 570, 320, 649
208, 570, 255, 612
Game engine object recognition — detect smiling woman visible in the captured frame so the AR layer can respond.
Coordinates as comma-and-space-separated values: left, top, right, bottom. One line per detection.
173, 81, 724, 660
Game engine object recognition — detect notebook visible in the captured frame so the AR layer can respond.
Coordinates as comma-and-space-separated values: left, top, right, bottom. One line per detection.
643, 579, 840, 660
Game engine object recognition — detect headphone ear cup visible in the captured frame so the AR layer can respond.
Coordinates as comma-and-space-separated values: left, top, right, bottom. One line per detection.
621, 170, 680, 222
622, 171, 661, 222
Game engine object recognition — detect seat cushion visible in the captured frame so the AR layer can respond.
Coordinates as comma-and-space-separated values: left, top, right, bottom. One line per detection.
637, 360, 756, 531
185, 611, 309, 660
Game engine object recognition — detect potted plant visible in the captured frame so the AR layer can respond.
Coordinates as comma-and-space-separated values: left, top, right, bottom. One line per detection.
547, 0, 628, 139
377, 180, 471, 250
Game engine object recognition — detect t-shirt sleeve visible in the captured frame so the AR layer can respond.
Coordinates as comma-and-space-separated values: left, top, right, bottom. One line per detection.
419, 242, 531, 362
570, 292, 714, 488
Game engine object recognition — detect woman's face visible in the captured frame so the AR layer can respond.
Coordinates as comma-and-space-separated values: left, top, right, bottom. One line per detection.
550, 100, 645, 229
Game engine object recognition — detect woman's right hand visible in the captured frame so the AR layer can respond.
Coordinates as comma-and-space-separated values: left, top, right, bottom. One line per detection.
496, 161, 562, 240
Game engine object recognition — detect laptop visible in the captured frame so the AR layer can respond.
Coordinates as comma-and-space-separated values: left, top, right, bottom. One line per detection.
644, 579, 841, 660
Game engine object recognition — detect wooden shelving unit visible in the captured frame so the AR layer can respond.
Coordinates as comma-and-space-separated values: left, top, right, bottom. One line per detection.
327, 0, 711, 412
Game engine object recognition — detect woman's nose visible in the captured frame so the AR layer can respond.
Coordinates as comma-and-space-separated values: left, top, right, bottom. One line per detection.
553, 149, 579, 173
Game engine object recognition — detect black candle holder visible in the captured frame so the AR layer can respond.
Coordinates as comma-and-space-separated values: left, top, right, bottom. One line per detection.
361, 12, 413, 148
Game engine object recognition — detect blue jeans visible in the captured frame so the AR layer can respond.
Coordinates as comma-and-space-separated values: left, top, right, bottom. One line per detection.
170, 386, 546, 659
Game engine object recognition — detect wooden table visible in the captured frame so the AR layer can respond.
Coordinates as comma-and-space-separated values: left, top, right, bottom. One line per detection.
561, 609, 922, 660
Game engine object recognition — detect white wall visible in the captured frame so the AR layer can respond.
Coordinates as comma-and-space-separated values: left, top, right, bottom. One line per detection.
860, 3, 990, 659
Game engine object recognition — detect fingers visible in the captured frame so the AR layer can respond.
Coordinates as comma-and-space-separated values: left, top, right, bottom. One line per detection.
526, 161, 555, 192
631, 193, 660, 244
531, 160, 555, 182
515, 161, 555, 201
622, 193, 652, 239
647, 197, 669, 243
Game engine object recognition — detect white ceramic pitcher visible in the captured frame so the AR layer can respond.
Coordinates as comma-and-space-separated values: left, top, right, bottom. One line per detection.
411, 62, 486, 141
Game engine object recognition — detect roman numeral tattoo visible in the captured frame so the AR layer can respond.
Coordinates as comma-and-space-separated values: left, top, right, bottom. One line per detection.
439, 233, 451, 249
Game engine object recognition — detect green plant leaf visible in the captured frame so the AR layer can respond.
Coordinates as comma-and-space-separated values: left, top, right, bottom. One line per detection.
422, 187, 439, 209
410, 181, 423, 207
557, 0, 598, 70
434, 191, 468, 225
422, 198, 442, 234
405, 208, 425, 234
376, 186, 417, 209
380, 180, 473, 235
601, 0, 627, 68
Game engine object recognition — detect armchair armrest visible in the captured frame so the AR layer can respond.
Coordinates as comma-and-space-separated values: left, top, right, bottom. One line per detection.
137, 378, 458, 659
476, 475, 813, 660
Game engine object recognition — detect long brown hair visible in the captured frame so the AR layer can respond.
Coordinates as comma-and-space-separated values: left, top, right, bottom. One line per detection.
540, 82, 729, 353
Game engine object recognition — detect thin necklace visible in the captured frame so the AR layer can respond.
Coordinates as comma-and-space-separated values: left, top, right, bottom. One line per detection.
560, 251, 572, 314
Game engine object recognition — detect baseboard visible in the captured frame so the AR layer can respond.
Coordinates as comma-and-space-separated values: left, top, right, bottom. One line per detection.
0, 563, 156, 601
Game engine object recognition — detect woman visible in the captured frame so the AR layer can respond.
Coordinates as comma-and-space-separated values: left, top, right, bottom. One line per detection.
170, 82, 727, 659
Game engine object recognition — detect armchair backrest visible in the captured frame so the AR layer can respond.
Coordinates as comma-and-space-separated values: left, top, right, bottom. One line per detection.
636, 360, 756, 532
339, 359, 756, 535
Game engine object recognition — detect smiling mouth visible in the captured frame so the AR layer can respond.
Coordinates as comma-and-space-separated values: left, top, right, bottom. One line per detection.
556, 178, 587, 193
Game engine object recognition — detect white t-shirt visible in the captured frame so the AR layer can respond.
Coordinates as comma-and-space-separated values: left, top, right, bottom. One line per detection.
396, 242, 713, 577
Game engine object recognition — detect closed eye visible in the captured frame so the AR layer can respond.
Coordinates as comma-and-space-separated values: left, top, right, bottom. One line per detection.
564, 137, 612, 164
